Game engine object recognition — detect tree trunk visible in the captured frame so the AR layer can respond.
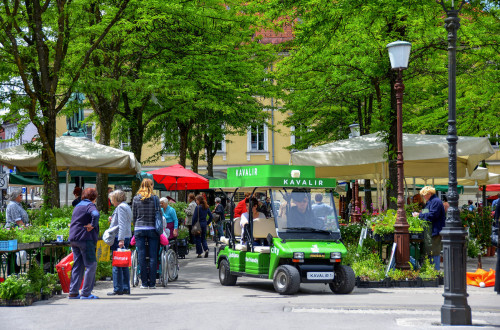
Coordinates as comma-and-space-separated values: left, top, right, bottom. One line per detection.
178, 121, 189, 167
96, 173, 109, 213
204, 134, 217, 178
90, 95, 118, 213
41, 148, 60, 208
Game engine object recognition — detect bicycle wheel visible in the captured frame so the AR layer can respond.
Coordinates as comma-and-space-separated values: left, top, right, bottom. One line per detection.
160, 249, 168, 287
131, 249, 139, 287
167, 249, 179, 281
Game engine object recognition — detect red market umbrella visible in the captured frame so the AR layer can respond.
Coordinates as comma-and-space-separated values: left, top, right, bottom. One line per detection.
479, 184, 500, 192
147, 164, 209, 191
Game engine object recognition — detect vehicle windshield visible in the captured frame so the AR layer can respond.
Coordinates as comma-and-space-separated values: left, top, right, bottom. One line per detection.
270, 189, 340, 240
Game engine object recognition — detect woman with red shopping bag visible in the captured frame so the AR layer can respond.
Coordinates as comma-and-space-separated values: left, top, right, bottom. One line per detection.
107, 190, 133, 296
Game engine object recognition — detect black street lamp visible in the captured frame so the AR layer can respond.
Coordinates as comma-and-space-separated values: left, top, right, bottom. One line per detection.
436, 0, 472, 325
387, 40, 411, 270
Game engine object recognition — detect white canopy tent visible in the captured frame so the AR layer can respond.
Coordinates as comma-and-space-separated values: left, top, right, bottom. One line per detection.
412, 167, 500, 186
291, 133, 495, 209
0, 136, 141, 205
0, 135, 141, 174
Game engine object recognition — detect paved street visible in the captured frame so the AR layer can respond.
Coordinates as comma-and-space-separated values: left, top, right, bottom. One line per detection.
1, 244, 499, 330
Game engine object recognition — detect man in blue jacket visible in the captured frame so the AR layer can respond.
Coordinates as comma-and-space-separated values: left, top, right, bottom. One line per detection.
413, 186, 445, 270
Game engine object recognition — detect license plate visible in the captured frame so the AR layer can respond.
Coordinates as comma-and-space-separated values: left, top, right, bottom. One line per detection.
309, 253, 325, 258
307, 272, 334, 280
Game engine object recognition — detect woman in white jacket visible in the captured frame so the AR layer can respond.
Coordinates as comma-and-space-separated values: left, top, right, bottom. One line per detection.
107, 190, 132, 296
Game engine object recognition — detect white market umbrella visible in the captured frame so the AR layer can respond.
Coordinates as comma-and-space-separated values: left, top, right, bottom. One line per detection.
0, 136, 141, 174
291, 133, 494, 180
0, 136, 141, 205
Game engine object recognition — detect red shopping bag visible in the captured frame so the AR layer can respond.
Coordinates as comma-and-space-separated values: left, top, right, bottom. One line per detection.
56, 253, 83, 293
112, 250, 132, 267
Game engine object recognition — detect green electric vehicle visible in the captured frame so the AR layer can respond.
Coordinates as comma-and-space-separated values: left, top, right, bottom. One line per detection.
211, 165, 355, 295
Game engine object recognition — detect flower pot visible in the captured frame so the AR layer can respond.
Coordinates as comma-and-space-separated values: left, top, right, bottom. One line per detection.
418, 278, 439, 287
355, 277, 391, 288
409, 232, 424, 241
373, 233, 394, 242
0, 298, 32, 306
391, 280, 419, 288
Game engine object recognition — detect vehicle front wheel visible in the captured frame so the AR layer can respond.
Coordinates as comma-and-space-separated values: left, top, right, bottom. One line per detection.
219, 259, 237, 286
329, 265, 355, 294
273, 265, 300, 295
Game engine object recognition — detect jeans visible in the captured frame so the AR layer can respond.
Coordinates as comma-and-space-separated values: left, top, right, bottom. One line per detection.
111, 237, 131, 293
431, 255, 441, 271
135, 230, 159, 287
194, 223, 208, 255
70, 240, 97, 296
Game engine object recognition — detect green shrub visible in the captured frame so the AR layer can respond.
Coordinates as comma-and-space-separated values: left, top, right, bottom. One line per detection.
171, 202, 188, 224
99, 213, 111, 237
407, 216, 428, 233
351, 252, 386, 281
0, 275, 29, 300
387, 268, 419, 281
95, 261, 112, 280
467, 238, 484, 258
419, 258, 441, 279
371, 209, 396, 235
177, 226, 190, 240
0, 228, 17, 240
340, 223, 362, 246
29, 206, 74, 227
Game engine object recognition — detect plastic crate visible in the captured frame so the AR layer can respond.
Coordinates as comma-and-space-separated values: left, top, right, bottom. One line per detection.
0, 239, 18, 251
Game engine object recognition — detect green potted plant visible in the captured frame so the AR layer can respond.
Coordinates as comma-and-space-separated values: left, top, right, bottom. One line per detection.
418, 258, 441, 287
407, 216, 428, 240
371, 210, 396, 242
351, 252, 389, 287
0, 275, 31, 306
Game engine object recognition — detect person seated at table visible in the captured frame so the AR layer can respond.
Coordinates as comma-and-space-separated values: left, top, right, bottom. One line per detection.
5, 188, 28, 228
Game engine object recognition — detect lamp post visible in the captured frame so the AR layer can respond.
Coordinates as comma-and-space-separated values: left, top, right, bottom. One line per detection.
349, 123, 361, 223
437, 0, 472, 325
387, 40, 411, 270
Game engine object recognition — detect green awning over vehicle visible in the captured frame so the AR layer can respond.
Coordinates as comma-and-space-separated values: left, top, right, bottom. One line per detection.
210, 165, 336, 189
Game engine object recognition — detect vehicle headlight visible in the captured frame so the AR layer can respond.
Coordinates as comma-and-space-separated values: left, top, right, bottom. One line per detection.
292, 252, 305, 262
330, 252, 342, 262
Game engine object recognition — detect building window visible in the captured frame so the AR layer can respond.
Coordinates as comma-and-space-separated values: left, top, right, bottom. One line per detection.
250, 124, 266, 151
246, 123, 269, 160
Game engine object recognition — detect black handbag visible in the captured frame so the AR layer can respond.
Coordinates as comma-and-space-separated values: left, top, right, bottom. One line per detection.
191, 206, 202, 236
153, 196, 163, 235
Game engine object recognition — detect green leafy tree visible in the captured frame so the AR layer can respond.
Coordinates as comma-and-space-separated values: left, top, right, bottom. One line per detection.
260, 0, 498, 209
0, 0, 130, 207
